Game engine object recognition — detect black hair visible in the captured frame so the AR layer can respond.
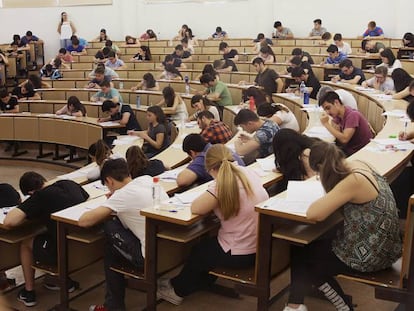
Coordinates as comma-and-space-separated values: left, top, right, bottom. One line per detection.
326, 44, 339, 53
99, 80, 111, 88
200, 73, 215, 84
143, 72, 156, 88
392, 68, 414, 92
164, 64, 182, 79
100, 158, 130, 185
191, 94, 214, 108
107, 51, 116, 58
147, 105, 167, 124
257, 102, 286, 117
140, 46, 152, 60
22, 82, 35, 94
321, 32, 331, 40
162, 86, 176, 107
252, 57, 264, 65
333, 33, 342, 41
216, 26, 222, 32
313, 19, 322, 25
291, 48, 303, 56
0, 88, 8, 98
59, 48, 67, 54
274, 21, 282, 28
105, 40, 113, 47
319, 91, 343, 106
244, 87, 268, 105
0, 183, 21, 207
71, 37, 80, 46
339, 59, 353, 69
28, 74, 42, 89
26, 31, 33, 36
182, 134, 207, 154
19, 172, 46, 195
67, 96, 86, 116
202, 64, 218, 77
291, 66, 306, 78
197, 110, 215, 120
175, 44, 184, 51
218, 42, 228, 51
101, 99, 118, 112
380, 48, 397, 66
272, 128, 316, 180
234, 109, 259, 125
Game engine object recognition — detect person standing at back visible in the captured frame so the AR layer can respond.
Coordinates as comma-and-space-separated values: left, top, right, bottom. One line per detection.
57, 12, 76, 48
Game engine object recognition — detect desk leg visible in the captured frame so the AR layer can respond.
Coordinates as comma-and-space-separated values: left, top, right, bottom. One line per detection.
145, 218, 158, 311
57, 221, 69, 311
255, 213, 274, 311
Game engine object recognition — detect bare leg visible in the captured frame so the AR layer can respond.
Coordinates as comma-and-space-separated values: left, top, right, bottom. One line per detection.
20, 238, 35, 291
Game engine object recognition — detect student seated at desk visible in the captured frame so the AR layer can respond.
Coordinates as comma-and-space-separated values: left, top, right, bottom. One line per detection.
252, 33, 273, 54
0, 183, 21, 291
131, 72, 159, 91
309, 18, 327, 38
197, 110, 232, 144
98, 100, 142, 134
273, 21, 294, 39
139, 29, 157, 41
319, 91, 372, 155
188, 95, 220, 121
331, 59, 365, 85
4, 172, 89, 307
105, 51, 127, 70
128, 106, 170, 158
87, 139, 119, 181
92, 28, 109, 42
324, 44, 347, 66
171, 44, 192, 62
78, 158, 168, 311
386, 68, 414, 101
161, 54, 185, 70
12, 82, 40, 101
257, 45, 276, 64
176, 134, 244, 187
181, 37, 194, 55
86, 66, 113, 89
126, 145, 165, 178
130, 45, 152, 61
39, 63, 62, 80
272, 129, 317, 181
241, 87, 270, 107
122, 35, 140, 48
319, 32, 333, 46
91, 80, 122, 104
291, 48, 314, 65
158, 63, 183, 81
283, 141, 401, 311
361, 40, 385, 55
376, 48, 402, 74
234, 109, 280, 162
200, 74, 232, 119
219, 42, 239, 62
213, 59, 238, 72
66, 37, 87, 56
286, 56, 315, 78
56, 96, 86, 117
290, 66, 321, 99
317, 86, 358, 110
210, 26, 228, 39
155, 86, 188, 122
0, 88, 19, 113
333, 33, 352, 55
252, 57, 283, 97
89, 63, 119, 80
361, 66, 394, 92
257, 102, 299, 132
158, 144, 268, 305
362, 20, 384, 39
94, 46, 111, 64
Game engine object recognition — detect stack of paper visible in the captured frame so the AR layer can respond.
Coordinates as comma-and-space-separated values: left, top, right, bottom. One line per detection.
259, 180, 325, 216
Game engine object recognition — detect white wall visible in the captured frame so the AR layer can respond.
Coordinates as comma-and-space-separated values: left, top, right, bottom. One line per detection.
0, 0, 412, 60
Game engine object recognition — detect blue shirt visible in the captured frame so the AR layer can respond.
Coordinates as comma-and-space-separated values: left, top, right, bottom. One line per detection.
326, 52, 347, 65
363, 27, 384, 37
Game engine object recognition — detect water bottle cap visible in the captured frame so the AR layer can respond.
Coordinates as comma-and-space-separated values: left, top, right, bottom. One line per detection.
153, 176, 160, 183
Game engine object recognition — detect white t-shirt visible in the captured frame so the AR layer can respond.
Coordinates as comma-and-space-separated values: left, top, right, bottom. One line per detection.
335, 89, 358, 110
274, 106, 300, 132
337, 42, 352, 55
102, 175, 168, 256
60, 21, 72, 40
376, 60, 402, 74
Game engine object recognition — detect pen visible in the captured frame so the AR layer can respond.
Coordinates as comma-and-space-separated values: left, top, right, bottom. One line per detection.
404, 121, 408, 138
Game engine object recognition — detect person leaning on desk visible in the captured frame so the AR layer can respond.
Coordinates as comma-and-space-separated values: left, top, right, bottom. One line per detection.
283, 141, 402, 311
97, 100, 142, 134
157, 144, 269, 306
78, 158, 169, 311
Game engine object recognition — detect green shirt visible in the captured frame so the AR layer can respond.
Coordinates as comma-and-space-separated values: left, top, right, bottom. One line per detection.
93, 88, 123, 103
208, 81, 232, 107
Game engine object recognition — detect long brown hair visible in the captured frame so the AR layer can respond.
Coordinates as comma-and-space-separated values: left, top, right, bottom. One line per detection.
125, 145, 149, 178
309, 141, 350, 192
205, 144, 253, 220
88, 139, 112, 166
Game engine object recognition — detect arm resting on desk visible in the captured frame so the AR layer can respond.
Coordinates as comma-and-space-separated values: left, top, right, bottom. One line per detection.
3, 208, 26, 228
78, 206, 112, 227
177, 168, 197, 187
191, 191, 217, 215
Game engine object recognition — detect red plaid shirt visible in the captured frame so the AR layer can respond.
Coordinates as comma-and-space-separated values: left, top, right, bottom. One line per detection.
201, 120, 233, 144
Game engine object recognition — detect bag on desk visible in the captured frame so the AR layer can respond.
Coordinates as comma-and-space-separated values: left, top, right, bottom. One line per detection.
33, 234, 57, 266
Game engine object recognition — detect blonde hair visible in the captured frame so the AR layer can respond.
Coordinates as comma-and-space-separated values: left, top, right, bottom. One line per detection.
205, 144, 253, 220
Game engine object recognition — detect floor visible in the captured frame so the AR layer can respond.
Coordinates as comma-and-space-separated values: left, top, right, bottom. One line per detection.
0, 163, 401, 311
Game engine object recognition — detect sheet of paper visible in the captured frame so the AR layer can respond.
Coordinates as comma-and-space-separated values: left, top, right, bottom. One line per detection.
82, 180, 108, 199
304, 126, 334, 139
0, 206, 16, 224
256, 156, 275, 172
371, 138, 414, 150
57, 170, 88, 180
99, 121, 121, 127
381, 110, 407, 118
159, 167, 185, 181
286, 180, 325, 202
174, 190, 204, 204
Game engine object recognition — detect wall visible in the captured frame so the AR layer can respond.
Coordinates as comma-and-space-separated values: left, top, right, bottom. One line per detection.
0, 0, 411, 60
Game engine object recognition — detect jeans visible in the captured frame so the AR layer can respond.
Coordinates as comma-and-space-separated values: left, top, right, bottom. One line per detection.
103, 217, 144, 311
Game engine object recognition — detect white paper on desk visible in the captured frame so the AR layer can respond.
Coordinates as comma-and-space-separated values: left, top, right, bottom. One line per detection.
171, 143, 182, 149
371, 138, 414, 150
276, 93, 299, 99
371, 93, 393, 100
37, 113, 56, 117
304, 126, 334, 139
381, 110, 407, 118
117, 135, 138, 142
112, 139, 131, 146
256, 157, 275, 172
58, 115, 76, 120
185, 121, 197, 128
99, 121, 121, 127
0, 206, 16, 224
355, 86, 376, 92
82, 180, 108, 199
57, 170, 88, 180
301, 105, 320, 112
159, 167, 185, 181
174, 190, 204, 204
259, 180, 325, 216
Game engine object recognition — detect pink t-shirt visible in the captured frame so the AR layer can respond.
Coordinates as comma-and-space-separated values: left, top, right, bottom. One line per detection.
207, 166, 269, 255
334, 106, 372, 155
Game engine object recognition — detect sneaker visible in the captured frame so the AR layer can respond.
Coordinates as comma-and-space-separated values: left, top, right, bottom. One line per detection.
157, 279, 183, 306
283, 304, 308, 311
17, 288, 37, 307
89, 305, 108, 311
43, 278, 78, 293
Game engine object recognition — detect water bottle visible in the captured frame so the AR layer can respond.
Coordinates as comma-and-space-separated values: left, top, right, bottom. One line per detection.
303, 89, 310, 105
184, 75, 190, 95
136, 96, 141, 108
299, 81, 306, 99
249, 96, 255, 111
152, 176, 161, 210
